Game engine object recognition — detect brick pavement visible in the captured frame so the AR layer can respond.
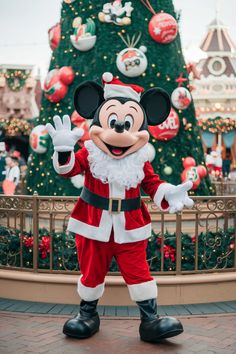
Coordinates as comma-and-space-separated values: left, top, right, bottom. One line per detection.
0, 312, 236, 354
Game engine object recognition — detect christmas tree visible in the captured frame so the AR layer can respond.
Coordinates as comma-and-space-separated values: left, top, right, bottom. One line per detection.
26, 0, 212, 196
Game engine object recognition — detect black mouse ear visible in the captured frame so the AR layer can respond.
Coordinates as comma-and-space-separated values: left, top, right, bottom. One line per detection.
74, 81, 104, 119
140, 88, 171, 126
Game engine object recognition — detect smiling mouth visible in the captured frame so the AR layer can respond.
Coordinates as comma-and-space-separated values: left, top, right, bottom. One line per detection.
104, 143, 133, 156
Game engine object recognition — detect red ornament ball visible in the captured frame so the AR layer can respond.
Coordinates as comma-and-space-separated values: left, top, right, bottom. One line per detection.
48, 23, 61, 51
182, 157, 196, 169
181, 157, 207, 190
59, 66, 74, 85
44, 66, 74, 103
148, 12, 178, 44
148, 108, 179, 141
197, 165, 207, 178
181, 167, 200, 190
44, 69, 68, 103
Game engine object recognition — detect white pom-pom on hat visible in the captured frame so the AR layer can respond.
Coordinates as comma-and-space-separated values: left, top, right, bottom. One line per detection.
102, 72, 113, 83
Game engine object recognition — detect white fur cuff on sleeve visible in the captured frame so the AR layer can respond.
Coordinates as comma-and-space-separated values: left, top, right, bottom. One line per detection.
52, 151, 75, 175
154, 183, 173, 211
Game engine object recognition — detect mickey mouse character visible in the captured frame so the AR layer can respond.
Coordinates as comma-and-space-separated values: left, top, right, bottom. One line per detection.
46, 72, 193, 343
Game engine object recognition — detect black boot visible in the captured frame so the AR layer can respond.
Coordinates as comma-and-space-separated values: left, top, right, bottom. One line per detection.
137, 299, 183, 342
63, 300, 100, 339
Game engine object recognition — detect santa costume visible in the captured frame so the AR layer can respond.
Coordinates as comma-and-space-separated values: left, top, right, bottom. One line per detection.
47, 73, 193, 342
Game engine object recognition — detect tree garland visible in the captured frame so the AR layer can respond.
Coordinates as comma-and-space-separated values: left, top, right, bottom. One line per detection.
0, 117, 31, 136
198, 117, 236, 134
0, 226, 234, 272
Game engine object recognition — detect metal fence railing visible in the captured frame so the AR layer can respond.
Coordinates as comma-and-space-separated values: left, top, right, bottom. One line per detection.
0, 193, 235, 275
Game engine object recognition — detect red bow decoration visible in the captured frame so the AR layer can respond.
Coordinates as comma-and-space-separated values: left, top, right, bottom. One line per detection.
157, 237, 176, 262
22, 236, 34, 248
163, 245, 176, 262
39, 235, 51, 259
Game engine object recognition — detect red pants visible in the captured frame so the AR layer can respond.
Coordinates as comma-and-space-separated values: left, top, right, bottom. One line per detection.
75, 233, 157, 302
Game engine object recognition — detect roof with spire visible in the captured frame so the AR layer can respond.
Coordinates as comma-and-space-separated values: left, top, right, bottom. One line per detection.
200, 18, 236, 53
197, 15, 236, 78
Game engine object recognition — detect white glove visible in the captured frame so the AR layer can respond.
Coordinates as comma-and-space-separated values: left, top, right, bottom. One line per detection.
164, 181, 194, 213
46, 115, 84, 152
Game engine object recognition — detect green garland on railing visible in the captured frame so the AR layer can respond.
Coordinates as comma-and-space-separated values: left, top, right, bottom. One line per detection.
147, 229, 234, 271
0, 226, 234, 272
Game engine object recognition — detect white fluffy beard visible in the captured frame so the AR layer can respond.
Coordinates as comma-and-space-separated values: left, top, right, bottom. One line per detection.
84, 140, 149, 189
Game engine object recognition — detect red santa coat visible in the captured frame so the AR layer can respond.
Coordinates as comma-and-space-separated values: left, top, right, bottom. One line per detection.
54, 145, 168, 244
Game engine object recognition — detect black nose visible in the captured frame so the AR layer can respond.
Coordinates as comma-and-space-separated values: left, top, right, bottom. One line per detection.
114, 121, 125, 133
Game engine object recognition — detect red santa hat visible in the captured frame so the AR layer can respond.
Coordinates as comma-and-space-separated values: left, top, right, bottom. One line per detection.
102, 72, 144, 102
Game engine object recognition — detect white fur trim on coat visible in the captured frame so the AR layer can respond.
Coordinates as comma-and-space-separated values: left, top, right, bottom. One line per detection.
127, 279, 158, 302
154, 183, 173, 211
67, 214, 151, 244
77, 276, 105, 301
52, 151, 75, 175
68, 211, 113, 242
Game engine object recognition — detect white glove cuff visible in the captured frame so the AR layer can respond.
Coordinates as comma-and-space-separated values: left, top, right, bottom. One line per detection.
53, 151, 75, 175
54, 145, 74, 152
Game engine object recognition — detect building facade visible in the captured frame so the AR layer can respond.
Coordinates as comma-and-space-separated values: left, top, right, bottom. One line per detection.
192, 17, 236, 166
0, 64, 41, 159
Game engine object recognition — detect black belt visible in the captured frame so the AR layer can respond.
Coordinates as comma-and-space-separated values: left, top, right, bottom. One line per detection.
80, 186, 141, 214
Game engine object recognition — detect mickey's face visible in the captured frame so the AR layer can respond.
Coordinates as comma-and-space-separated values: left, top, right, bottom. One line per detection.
74, 81, 171, 159
90, 99, 149, 159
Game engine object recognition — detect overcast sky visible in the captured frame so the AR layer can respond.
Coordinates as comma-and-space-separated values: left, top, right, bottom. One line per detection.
0, 0, 235, 77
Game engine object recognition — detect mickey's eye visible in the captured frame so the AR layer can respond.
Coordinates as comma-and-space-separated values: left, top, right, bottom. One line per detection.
124, 115, 134, 130
108, 114, 118, 128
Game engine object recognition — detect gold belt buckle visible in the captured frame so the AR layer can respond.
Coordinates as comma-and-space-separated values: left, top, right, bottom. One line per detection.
108, 198, 122, 214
